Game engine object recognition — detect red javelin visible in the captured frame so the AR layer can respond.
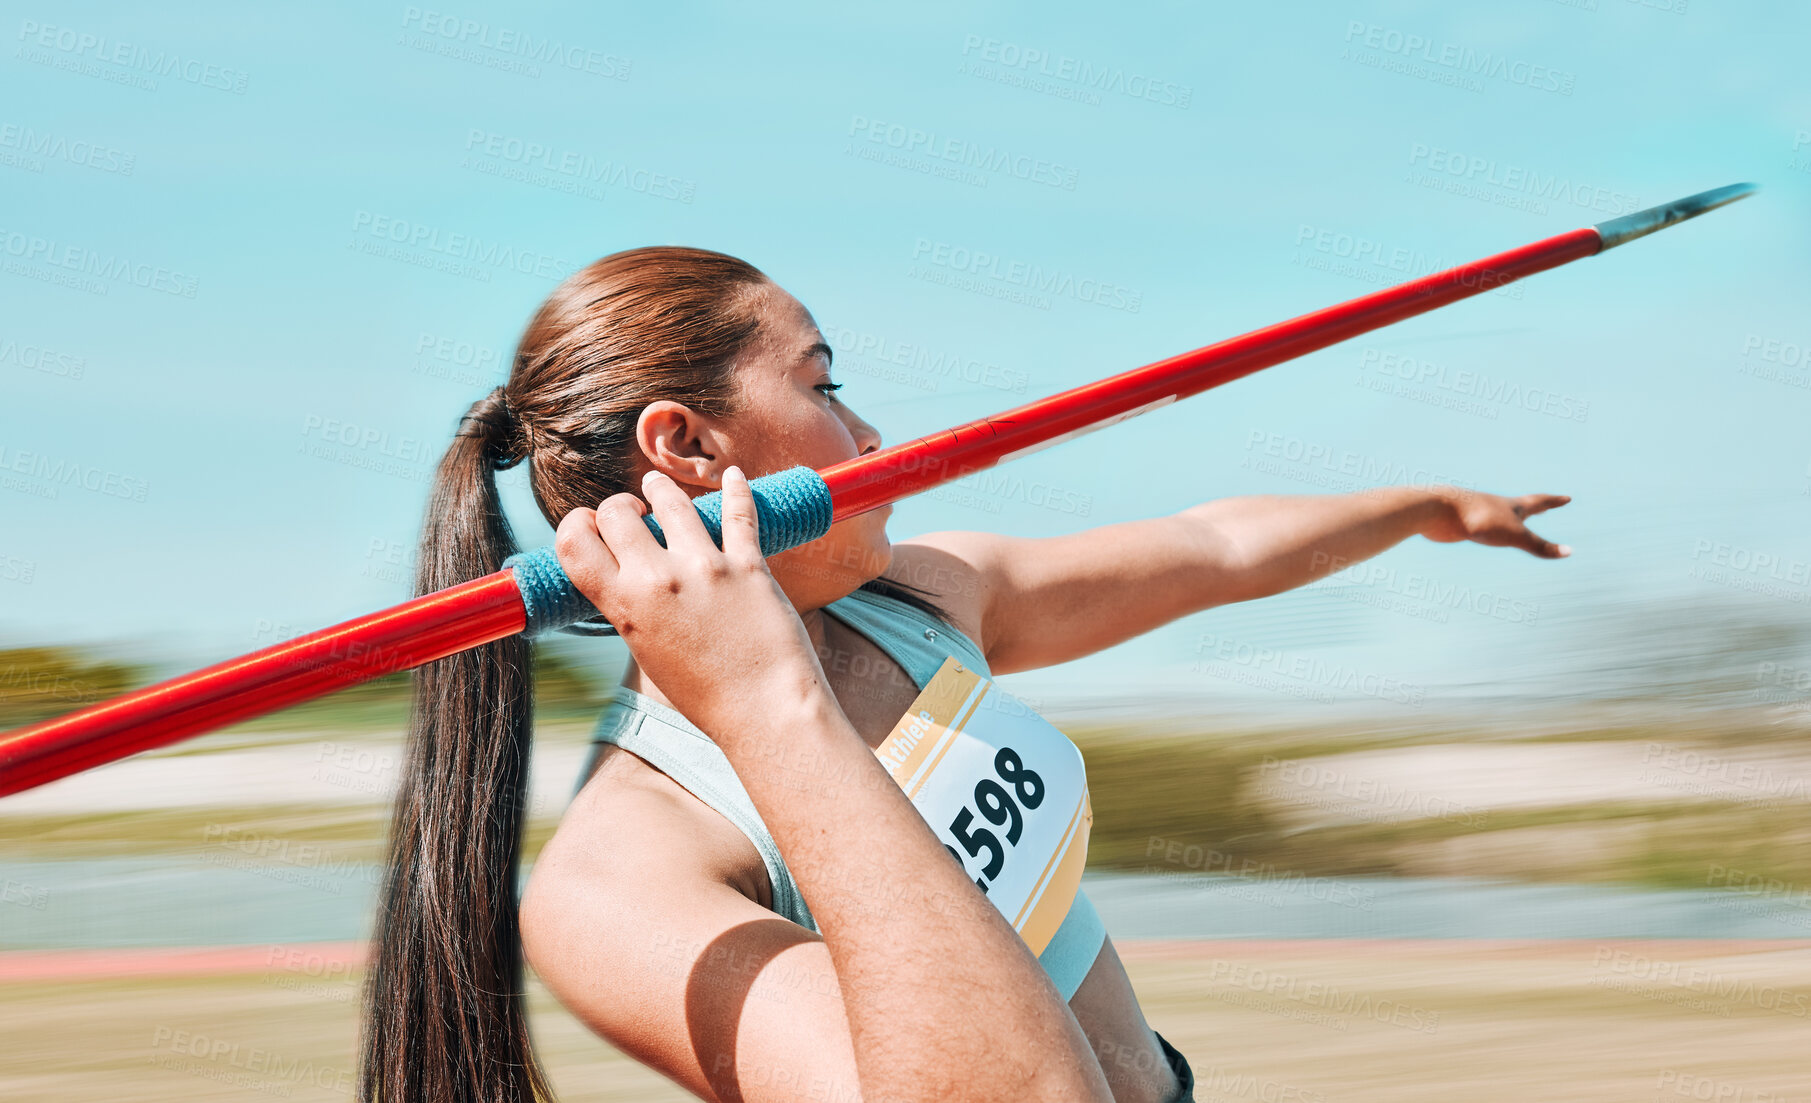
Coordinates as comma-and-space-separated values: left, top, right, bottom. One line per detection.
0, 182, 1757, 797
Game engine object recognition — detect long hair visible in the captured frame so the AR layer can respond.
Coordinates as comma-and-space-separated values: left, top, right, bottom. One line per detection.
356, 246, 949, 1102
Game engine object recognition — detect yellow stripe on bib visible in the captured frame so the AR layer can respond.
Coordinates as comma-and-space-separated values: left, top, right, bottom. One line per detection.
871, 656, 1093, 958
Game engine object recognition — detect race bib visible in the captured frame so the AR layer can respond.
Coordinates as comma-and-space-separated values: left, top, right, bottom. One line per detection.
872, 655, 1092, 956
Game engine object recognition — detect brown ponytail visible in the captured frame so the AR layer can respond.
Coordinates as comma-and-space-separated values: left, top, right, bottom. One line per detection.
357, 245, 951, 1102
357, 380, 549, 1103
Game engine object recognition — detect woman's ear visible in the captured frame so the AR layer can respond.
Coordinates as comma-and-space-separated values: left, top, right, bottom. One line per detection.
634, 400, 724, 492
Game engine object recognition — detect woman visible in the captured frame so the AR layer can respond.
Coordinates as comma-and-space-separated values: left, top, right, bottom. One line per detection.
356, 246, 1570, 1103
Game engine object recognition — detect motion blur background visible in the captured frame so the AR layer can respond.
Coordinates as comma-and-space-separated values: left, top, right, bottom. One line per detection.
2, 1, 1808, 1100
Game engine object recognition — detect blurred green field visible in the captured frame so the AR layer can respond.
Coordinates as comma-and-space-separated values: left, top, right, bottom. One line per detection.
6, 639, 1810, 893
6, 715, 1807, 899
0, 641, 613, 739
1067, 721, 1811, 892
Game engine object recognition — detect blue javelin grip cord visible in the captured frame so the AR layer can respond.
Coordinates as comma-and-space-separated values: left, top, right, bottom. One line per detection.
500, 464, 835, 637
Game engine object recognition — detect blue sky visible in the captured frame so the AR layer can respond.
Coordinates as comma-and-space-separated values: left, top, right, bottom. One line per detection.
3, 0, 1807, 719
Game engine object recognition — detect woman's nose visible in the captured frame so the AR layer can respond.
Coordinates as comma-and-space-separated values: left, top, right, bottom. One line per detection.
847, 409, 882, 455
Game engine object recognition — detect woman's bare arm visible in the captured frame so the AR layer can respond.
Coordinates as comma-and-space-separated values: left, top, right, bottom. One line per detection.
899, 485, 1571, 675
553, 466, 1113, 1103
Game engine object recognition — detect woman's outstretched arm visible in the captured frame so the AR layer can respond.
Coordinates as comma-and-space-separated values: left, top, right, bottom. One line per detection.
553, 466, 1114, 1103
897, 484, 1570, 676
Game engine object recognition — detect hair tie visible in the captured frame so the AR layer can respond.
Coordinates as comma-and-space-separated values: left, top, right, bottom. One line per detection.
457, 386, 527, 470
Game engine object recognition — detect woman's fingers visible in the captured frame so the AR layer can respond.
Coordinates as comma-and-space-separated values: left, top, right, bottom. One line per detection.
591, 490, 659, 576
639, 469, 720, 557
717, 464, 762, 563
1516, 523, 1571, 559
552, 506, 622, 613
1510, 493, 1572, 558
1516, 493, 1572, 519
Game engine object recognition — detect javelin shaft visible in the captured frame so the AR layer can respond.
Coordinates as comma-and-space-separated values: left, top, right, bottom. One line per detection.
818, 227, 1603, 516
0, 185, 1755, 797
0, 576, 527, 796
816, 181, 1756, 516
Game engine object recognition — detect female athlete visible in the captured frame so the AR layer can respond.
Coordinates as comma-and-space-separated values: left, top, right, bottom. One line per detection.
355, 245, 1569, 1103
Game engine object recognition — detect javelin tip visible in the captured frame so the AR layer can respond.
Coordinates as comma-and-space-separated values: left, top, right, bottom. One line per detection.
1593, 182, 1758, 251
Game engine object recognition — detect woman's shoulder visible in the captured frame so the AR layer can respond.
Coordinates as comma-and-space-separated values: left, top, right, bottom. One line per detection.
870, 538, 991, 654
560, 741, 776, 911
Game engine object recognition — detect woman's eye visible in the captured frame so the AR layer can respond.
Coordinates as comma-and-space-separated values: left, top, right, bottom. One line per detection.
815, 382, 844, 401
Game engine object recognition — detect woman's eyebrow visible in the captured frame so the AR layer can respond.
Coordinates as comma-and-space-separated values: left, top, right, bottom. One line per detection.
800, 340, 833, 368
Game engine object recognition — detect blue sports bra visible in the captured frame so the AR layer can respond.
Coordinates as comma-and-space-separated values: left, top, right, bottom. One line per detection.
571, 583, 1107, 1001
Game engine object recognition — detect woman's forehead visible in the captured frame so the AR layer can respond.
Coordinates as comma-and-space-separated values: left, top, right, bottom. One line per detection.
751, 288, 826, 368
766, 285, 818, 334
